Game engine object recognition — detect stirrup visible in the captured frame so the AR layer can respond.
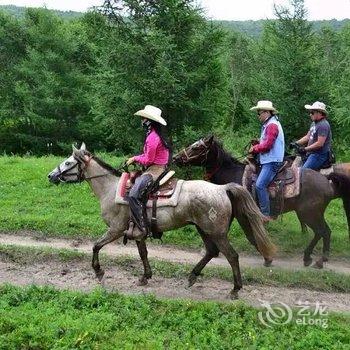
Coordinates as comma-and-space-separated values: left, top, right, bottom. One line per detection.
123, 222, 146, 240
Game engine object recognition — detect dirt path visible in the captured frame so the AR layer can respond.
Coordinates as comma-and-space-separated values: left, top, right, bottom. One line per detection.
1, 257, 350, 313
1, 232, 350, 275
1, 232, 350, 313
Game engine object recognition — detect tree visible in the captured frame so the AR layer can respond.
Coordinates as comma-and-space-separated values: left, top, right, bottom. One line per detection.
0, 11, 28, 153
225, 31, 260, 131
0, 8, 95, 154
329, 24, 350, 147
257, 0, 320, 142
90, 0, 231, 153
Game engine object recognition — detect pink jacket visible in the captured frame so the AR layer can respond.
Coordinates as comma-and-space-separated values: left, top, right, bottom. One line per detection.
134, 129, 169, 166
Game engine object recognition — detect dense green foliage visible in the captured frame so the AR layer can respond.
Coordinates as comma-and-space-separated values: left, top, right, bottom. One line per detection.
1, 155, 349, 257
0, 0, 349, 155
217, 18, 350, 38
0, 285, 349, 349
0, 5, 82, 20
2, 4, 349, 37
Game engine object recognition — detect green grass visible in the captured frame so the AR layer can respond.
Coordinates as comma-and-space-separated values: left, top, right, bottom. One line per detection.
0, 284, 349, 349
1, 244, 350, 293
0, 155, 349, 257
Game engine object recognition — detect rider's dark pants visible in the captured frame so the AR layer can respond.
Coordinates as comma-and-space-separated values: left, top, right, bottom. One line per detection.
127, 174, 153, 232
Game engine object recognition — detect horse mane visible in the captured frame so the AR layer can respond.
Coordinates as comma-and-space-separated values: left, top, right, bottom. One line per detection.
91, 155, 123, 176
212, 139, 244, 166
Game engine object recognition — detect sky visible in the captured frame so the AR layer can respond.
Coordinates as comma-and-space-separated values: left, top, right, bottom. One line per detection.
0, 0, 350, 20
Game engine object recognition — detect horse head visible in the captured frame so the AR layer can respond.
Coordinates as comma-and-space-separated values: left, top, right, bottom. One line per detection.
48, 142, 92, 184
173, 135, 214, 166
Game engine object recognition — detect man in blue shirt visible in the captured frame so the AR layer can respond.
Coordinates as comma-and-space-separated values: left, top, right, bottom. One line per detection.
294, 101, 332, 170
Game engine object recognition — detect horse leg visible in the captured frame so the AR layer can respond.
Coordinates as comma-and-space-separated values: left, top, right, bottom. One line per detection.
92, 229, 124, 281
188, 227, 219, 287
303, 233, 321, 267
297, 213, 308, 234
136, 239, 152, 286
313, 221, 331, 269
213, 235, 242, 300
298, 211, 328, 268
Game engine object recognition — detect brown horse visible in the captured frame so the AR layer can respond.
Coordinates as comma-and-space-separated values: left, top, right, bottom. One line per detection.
48, 143, 276, 298
174, 135, 350, 269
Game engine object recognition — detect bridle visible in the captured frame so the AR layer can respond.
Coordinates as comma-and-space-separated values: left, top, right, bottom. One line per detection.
178, 138, 230, 180
179, 139, 212, 166
54, 159, 85, 183
54, 155, 114, 183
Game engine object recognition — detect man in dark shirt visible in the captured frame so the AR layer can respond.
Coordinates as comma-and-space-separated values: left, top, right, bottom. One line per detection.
294, 101, 332, 170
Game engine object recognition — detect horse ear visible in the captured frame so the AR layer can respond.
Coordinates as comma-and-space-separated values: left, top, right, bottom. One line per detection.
80, 142, 86, 151
72, 144, 82, 160
207, 134, 214, 144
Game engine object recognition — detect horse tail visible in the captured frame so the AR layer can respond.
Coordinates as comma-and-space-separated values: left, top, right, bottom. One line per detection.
225, 183, 277, 259
328, 173, 350, 240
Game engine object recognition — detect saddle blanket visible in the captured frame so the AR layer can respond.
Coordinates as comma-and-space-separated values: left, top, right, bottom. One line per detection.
320, 166, 334, 176
115, 173, 184, 207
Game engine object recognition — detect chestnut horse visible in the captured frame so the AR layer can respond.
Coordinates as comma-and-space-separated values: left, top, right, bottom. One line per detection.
174, 136, 350, 269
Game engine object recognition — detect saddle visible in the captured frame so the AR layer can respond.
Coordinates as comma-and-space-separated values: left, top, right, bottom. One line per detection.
123, 170, 178, 199
243, 159, 301, 217
291, 156, 334, 176
117, 170, 181, 239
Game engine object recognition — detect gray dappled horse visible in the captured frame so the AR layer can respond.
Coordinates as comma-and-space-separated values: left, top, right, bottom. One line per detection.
48, 143, 276, 299
174, 136, 350, 269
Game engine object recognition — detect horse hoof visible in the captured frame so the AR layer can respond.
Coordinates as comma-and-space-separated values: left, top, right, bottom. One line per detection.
188, 274, 197, 287
264, 258, 273, 267
230, 290, 239, 300
312, 260, 324, 269
304, 258, 312, 267
96, 269, 105, 282
137, 276, 148, 286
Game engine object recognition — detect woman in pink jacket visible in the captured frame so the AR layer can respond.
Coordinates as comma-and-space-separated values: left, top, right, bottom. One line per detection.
124, 105, 171, 239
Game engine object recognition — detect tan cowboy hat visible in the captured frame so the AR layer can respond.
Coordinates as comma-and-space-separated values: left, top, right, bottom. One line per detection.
134, 105, 167, 126
304, 101, 328, 115
250, 100, 277, 113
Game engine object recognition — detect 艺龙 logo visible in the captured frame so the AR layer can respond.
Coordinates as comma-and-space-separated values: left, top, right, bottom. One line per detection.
258, 300, 293, 327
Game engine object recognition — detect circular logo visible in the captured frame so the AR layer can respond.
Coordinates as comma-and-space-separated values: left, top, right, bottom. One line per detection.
258, 300, 293, 327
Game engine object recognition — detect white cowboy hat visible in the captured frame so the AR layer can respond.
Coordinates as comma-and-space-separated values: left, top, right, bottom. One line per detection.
250, 100, 277, 113
134, 105, 167, 126
304, 101, 328, 115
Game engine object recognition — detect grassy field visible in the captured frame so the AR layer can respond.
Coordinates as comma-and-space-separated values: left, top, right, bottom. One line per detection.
0, 284, 349, 350
1, 155, 350, 349
0, 155, 349, 257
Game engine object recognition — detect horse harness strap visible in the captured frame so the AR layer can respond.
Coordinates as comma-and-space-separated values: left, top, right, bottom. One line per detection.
151, 198, 159, 237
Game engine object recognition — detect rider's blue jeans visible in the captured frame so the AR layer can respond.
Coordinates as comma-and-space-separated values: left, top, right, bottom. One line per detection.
302, 153, 329, 170
256, 162, 282, 216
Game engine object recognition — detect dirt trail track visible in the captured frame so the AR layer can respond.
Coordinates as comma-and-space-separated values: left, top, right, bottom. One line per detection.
0, 232, 349, 312
1, 232, 350, 275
